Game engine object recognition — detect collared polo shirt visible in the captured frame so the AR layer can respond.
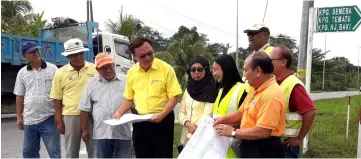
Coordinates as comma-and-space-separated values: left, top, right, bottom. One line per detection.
49, 62, 98, 115
13, 60, 58, 125
78, 73, 131, 140
276, 72, 316, 114
239, 77, 286, 136
123, 58, 182, 115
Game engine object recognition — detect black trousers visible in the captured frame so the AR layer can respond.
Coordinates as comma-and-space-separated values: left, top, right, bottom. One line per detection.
132, 111, 174, 158
240, 136, 285, 158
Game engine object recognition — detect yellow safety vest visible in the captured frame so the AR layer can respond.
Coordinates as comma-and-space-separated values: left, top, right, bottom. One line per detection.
279, 75, 304, 137
264, 46, 273, 54
213, 82, 247, 158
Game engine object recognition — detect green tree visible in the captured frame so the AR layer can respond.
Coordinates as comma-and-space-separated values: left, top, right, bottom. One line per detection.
170, 26, 208, 44
135, 26, 168, 52
27, 11, 47, 37
269, 34, 297, 51
206, 43, 231, 57
105, 7, 143, 41
156, 33, 213, 89
1, 0, 35, 36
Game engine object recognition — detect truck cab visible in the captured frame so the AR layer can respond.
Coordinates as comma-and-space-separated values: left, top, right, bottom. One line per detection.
92, 32, 134, 74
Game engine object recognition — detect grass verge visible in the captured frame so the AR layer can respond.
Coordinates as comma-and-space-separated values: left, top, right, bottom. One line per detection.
302, 95, 361, 158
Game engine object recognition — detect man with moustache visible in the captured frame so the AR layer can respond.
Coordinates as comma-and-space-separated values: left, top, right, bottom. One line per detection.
113, 37, 182, 158
79, 53, 132, 158
50, 38, 98, 158
243, 24, 273, 54
269, 46, 316, 158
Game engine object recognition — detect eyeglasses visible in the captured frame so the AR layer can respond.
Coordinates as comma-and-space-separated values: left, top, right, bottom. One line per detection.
137, 52, 153, 59
247, 32, 260, 36
190, 68, 204, 73
23, 49, 39, 55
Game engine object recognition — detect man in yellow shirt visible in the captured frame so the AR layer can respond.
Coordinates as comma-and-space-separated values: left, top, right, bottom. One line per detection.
113, 37, 182, 158
49, 38, 98, 158
214, 51, 286, 158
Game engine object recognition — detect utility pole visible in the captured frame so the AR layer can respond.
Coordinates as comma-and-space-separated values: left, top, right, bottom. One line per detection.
297, 0, 314, 154
297, 0, 314, 84
86, 0, 94, 21
322, 34, 326, 90
86, 1, 89, 21
356, 46, 361, 94
236, 0, 239, 70
263, 0, 269, 23
90, 0, 94, 21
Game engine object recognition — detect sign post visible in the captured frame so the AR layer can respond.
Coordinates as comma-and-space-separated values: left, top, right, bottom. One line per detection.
346, 95, 351, 138
317, 6, 361, 32
357, 103, 361, 158
302, 7, 316, 154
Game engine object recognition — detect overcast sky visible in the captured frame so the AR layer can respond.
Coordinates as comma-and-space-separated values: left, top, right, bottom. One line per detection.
30, 0, 361, 65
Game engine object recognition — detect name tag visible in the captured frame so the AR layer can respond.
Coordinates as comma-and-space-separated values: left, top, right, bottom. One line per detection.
87, 74, 94, 77
246, 100, 257, 110
252, 100, 257, 107
151, 80, 163, 84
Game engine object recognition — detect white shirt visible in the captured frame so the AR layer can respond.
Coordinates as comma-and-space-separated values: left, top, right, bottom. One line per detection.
13, 61, 58, 125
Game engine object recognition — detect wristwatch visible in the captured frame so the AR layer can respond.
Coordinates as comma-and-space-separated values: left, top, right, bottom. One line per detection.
231, 128, 236, 137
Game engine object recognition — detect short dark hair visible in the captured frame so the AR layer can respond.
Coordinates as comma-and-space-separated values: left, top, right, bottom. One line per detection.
275, 45, 293, 69
260, 27, 270, 36
250, 51, 274, 74
130, 37, 153, 54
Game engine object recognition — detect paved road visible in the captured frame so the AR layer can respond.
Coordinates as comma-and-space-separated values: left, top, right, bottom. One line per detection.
2, 91, 359, 158
1, 118, 88, 158
309, 91, 359, 101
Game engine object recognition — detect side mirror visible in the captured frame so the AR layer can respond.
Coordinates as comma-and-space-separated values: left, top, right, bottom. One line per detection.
104, 46, 111, 53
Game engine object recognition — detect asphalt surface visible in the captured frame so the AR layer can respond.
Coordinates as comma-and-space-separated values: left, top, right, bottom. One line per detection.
1, 117, 88, 158
1, 91, 359, 158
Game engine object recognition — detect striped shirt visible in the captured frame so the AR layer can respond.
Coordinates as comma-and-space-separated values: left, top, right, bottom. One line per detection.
78, 73, 131, 140
13, 61, 58, 125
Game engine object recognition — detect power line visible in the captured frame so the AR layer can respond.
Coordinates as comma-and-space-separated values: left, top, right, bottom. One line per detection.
157, 4, 236, 36
262, 0, 269, 23
146, 20, 176, 34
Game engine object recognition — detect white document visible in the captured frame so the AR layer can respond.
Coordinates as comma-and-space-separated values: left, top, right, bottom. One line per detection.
177, 116, 231, 159
103, 114, 153, 126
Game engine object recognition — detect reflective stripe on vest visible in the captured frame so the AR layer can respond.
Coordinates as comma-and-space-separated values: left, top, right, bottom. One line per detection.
286, 113, 302, 120
228, 84, 243, 115
213, 82, 245, 118
280, 75, 304, 137
212, 82, 244, 158
284, 128, 301, 137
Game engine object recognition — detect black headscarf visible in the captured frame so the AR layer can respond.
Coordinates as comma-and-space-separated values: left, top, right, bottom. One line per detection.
214, 54, 243, 101
186, 56, 218, 103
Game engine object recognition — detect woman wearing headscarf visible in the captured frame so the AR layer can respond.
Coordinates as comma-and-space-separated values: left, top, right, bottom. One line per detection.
212, 54, 248, 158
177, 56, 218, 152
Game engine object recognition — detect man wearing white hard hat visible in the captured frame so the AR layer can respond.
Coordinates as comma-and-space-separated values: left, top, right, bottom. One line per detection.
242, 24, 274, 93
50, 38, 98, 158
244, 24, 273, 54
